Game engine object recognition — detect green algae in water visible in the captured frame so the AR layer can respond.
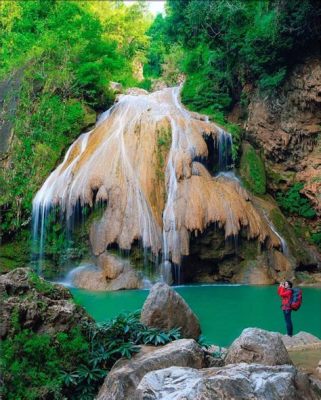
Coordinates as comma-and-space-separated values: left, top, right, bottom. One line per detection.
71, 285, 321, 347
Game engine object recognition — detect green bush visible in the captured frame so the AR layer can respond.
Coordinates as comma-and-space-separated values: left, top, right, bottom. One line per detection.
145, 0, 320, 117
276, 183, 316, 219
311, 230, 321, 249
1, 328, 89, 400
1, 310, 181, 399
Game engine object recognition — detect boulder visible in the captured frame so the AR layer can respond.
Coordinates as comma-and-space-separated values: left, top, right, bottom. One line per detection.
0, 268, 91, 338
71, 254, 142, 291
97, 339, 206, 400
316, 360, 321, 378
72, 265, 109, 291
98, 252, 124, 279
282, 331, 321, 351
105, 268, 141, 291
140, 283, 201, 339
225, 327, 292, 366
136, 363, 320, 400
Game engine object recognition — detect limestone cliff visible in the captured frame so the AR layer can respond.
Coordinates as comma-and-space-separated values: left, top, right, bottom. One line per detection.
246, 58, 321, 214
242, 57, 321, 275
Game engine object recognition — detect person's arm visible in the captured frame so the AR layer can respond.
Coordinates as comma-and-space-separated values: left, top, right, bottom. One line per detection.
278, 286, 292, 297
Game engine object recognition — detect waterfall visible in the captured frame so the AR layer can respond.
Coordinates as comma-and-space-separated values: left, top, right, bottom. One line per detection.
217, 127, 233, 171
31, 86, 283, 285
263, 214, 289, 256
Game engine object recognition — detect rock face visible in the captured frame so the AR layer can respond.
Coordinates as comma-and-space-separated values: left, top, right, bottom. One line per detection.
282, 331, 321, 351
0, 268, 90, 338
97, 339, 206, 400
246, 59, 321, 215
140, 283, 201, 339
225, 327, 292, 366
136, 363, 319, 400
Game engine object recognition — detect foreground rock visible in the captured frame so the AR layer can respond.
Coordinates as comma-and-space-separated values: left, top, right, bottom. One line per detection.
97, 339, 206, 400
0, 268, 90, 338
225, 327, 292, 366
140, 283, 201, 339
136, 363, 320, 400
317, 360, 321, 378
282, 331, 321, 351
96, 328, 321, 400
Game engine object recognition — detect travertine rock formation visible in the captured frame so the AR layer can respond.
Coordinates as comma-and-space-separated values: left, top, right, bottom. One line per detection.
33, 87, 281, 268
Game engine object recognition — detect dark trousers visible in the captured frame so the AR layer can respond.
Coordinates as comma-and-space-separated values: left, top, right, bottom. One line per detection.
283, 310, 293, 336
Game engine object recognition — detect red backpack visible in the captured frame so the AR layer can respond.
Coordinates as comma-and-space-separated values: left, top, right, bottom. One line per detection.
290, 288, 302, 311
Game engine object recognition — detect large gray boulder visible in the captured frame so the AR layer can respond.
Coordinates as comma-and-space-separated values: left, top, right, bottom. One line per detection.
225, 327, 292, 366
140, 282, 201, 339
96, 339, 206, 400
136, 363, 320, 400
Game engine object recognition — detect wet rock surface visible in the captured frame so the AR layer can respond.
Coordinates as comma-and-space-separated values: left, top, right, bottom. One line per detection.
0, 268, 91, 339
140, 283, 201, 339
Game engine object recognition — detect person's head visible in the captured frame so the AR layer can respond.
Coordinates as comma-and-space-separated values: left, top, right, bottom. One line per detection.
284, 280, 293, 289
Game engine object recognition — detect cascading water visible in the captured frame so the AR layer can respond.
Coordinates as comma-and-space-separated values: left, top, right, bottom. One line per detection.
161, 88, 234, 282
32, 86, 284, 287
262, 213, 289, 256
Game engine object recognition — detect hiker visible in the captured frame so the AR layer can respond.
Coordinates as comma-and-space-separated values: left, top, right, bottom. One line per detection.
278, 280, 293, 336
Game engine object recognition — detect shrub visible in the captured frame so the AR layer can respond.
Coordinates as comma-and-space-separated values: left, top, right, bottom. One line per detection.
1, 310, 181, 399
276, 183, 316, 219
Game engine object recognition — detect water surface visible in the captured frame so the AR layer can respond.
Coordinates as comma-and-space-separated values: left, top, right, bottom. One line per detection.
71, 284, 321, 347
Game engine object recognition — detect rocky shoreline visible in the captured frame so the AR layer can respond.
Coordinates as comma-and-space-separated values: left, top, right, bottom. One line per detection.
2, 269, 321, 399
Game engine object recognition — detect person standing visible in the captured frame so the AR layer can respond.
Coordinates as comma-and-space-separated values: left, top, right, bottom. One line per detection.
278, 280, 293, 336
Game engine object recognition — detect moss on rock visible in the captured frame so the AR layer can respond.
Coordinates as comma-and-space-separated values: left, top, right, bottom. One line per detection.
240, 142, 266, 195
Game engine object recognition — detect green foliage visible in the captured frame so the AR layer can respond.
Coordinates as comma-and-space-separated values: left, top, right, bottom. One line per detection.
240, 143, 266, 195
276, 183, 317, 219
0, 230, 31, 274
1, 327, 89, 400
311, 230, 321, 249
144, 14, 168, 78
27, 271, 57, 297
0, 0, 151, 239
145, 0, 320, 121
1, 309, 181, 399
